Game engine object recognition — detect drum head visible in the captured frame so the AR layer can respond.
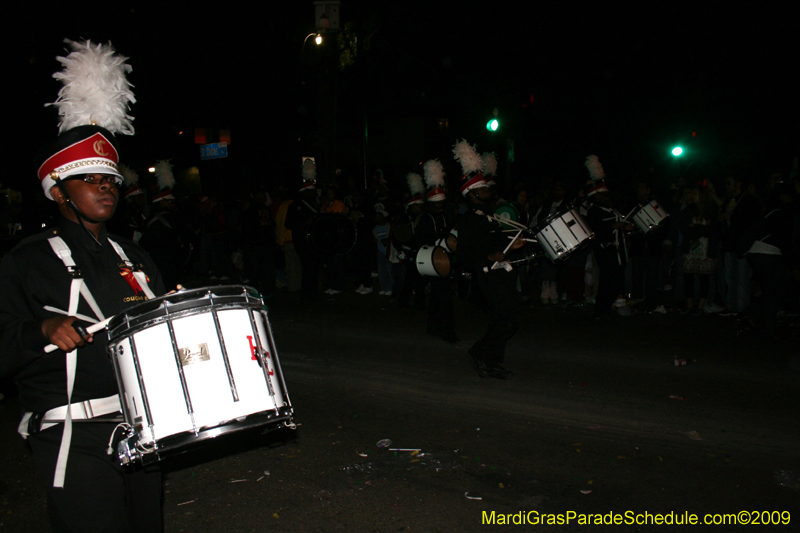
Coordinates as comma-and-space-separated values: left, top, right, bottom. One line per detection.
494, 202, 519, 229
432, 247, 451, 277
309, 214, 357, 255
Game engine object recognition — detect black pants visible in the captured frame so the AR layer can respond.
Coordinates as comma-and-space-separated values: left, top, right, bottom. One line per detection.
594, 248, 625, 316
469, 268, 519, 366
427, 277, 456, 337
29, 423, 162, 533
747, 253, 788, 338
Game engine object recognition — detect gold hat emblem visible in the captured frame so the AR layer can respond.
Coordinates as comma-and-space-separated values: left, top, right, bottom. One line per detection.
94, 140, 110, 157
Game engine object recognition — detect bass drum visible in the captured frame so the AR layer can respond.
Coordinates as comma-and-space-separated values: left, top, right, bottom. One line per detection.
415, 245, 451, 277
493, 202, 520, 230
309, 214, 357, 255
437, 229, 458, 254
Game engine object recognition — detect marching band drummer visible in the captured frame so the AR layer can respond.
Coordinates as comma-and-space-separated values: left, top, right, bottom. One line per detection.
583, 155, 631, 319
454, 140, 524, 379
0, 40, 165, 532
416, 159, 459, 344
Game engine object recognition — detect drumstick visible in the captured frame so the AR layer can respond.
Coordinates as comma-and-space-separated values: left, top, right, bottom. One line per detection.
44, 317, 113, 354
490, 229, 523, 270
489, 214, 529, 231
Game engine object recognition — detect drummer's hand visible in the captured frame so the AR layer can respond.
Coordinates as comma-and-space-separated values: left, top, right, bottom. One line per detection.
167, 284, 185, 295
488, 252, 505, 262
510, 236, 525, 250
42, 316, 92, 352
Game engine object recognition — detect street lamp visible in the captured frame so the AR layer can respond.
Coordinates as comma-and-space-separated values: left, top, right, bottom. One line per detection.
671, 146, 684, 157
303, 32, 323, 50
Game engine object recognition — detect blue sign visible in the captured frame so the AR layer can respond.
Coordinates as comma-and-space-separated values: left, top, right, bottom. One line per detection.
200, 142, 228, 160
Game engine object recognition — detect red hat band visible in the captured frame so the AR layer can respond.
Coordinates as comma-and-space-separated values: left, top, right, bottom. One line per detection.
427, 187, 446, 202
38, 132, 121, 199
587, 181, 609, 196
459, 173, 488, 196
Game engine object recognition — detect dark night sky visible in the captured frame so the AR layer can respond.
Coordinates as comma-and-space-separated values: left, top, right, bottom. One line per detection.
8, 3, 798, 197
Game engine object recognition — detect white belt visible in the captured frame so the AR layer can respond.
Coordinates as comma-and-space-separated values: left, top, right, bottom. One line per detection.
43, 394, 122, 423
19, 395, 122, 437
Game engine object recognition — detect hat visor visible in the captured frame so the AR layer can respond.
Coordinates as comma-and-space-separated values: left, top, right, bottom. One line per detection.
42, 163, 123, 201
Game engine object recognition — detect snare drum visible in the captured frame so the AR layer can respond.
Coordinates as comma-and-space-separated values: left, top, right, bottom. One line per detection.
107, 285, 294, 465
415, 245, 451, 277
630, 200, 668, 234
534, 208, 594, 262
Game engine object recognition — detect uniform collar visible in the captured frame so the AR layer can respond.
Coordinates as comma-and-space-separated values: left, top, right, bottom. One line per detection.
57, 217, 109, 249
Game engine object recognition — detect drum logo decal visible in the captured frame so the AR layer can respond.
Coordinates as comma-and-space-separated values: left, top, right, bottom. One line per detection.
178, 343, 210, 366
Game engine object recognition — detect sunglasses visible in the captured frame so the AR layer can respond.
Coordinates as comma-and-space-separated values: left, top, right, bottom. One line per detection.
63, 174, 123, 187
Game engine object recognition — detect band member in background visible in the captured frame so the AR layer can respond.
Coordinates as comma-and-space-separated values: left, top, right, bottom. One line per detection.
417, 159, 458, 343
0, 40, 165, 532
285, 160, 321, 302
396, 172, 427, 308
454, 140, 523, 379
583, 155, 630, 319
585, 179, 629, 319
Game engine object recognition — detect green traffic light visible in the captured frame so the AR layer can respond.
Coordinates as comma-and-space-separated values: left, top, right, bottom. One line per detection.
486, 119, 499, 132
671, 146, 684, 156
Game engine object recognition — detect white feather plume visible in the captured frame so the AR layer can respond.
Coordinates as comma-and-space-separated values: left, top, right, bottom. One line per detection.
423, 159, 445, 188
585, 154, 605, 180
406, 172, 425, 195
481, 152, 498, 177
154, 160, 175, 191
48, 39, 135, 135
452, 139, 483, 175
120, 164, 138, 186
302, 158, 316, 182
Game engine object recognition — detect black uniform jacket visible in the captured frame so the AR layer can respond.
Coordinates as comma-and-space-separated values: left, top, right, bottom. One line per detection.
0, 219, 165, 414
457, 207, 506, 271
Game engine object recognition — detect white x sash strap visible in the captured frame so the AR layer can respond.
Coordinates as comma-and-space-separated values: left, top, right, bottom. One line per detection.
40, 236, 155, 488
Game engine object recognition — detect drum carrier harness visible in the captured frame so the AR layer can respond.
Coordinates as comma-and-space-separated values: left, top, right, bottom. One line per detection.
18, 236, 156, 488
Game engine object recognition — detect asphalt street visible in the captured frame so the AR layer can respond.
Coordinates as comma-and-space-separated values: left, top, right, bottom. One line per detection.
2, 285, 799, 532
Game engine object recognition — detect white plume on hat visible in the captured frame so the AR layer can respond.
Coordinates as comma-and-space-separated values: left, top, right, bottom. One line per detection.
48, 39, 136, 135
120, 164, 138, 186
406, 172, 425, 195
585, 155, 605, 181
154, 160, 175, 190
481, 152, 497, 177
423, 159, 445, 189
302, 158, 317, 182
452, 139, 483, 175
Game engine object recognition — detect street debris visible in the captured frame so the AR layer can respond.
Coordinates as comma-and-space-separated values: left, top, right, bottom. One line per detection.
464, 492, 482, 500
774, 470, 800, 490
376, 439, 392, 448
683, 431, 703, 440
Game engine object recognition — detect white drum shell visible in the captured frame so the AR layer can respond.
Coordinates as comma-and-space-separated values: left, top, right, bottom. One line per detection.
631, 200, 668, 234
535, 209, 594, 262
108, 290, 290, 456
